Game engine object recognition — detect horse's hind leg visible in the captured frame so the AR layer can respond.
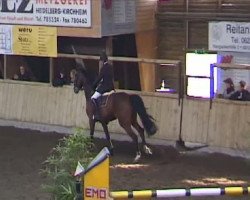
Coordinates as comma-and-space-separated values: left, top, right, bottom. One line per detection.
101, 122, 114, 156
132, 120, 153, 155
119, 122, 141, 162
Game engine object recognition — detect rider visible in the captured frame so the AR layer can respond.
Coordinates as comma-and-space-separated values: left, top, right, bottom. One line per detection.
91, 51, 115, 120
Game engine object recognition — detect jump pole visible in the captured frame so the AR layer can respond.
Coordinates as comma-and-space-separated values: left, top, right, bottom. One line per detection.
77, 147, 250, 199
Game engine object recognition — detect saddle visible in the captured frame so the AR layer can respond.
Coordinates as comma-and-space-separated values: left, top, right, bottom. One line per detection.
96, 90, 114, 107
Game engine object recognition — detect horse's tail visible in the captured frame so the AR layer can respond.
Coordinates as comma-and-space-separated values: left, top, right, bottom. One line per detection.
130, 94, 157, 136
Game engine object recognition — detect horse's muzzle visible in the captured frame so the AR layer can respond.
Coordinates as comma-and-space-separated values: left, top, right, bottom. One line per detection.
74, 87, 79, 94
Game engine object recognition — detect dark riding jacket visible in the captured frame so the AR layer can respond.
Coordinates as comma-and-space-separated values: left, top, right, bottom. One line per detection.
93, 62, 114, 94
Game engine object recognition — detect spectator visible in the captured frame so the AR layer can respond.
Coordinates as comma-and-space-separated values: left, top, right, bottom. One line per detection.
230, 80, 250, 101
13, 66, 31, 81
69, 69, 76, 85
222, 78, 235, 99
52, 69, 67, 87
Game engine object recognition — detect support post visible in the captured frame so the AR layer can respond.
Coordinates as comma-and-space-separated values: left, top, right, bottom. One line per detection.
135, 30, 157, 92
4, 55, 7, 79
210, 64, 215, 109
106, 36, 113, 57
49, 57, 54, 85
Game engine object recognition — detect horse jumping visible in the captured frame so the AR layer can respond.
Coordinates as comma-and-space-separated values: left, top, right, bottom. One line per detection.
73, 68, 157, 162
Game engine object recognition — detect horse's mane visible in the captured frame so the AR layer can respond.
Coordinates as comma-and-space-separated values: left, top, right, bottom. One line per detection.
76, 66, 91, 85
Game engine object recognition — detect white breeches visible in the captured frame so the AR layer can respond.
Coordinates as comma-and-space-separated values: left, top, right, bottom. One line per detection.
91, 91, 101, 99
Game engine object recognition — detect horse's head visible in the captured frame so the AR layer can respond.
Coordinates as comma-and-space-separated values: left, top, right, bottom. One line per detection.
73, 68, 88, 94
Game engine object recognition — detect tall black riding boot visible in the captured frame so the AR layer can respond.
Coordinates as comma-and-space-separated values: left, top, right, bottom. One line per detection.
92, 99, 100, 121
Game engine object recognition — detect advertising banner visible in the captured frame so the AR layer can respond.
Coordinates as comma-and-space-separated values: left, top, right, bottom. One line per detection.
209, 21, 250, 53
0, 25, 57, 57
13, 25, 57, 57
0, 0, 91, 27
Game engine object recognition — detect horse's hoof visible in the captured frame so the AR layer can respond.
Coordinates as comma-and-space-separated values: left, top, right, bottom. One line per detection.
133, 152, 141, 163
143, 145, 153, 155
90, 136, 94, 143
90, 143, 96, 152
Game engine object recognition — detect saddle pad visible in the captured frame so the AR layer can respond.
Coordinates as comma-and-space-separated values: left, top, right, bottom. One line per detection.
97, 93, 113, 107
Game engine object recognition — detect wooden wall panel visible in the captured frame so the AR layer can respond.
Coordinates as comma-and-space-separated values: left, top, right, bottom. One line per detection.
188, 0, 218, 12
181, 98, 210, 144
181, 98, 250, 149
208, 100, 250, 149
158, 0, 186, 12
188, 22, 208, 49
221, 0, 250, 13
158, 21, 185, 91
0, 82, 180, 141
0, 82, 249, 150
136, 0, 157, 32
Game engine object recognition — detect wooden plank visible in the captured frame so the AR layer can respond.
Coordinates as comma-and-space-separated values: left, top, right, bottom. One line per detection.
156, 96, 181, 140
208, 100, 250, 149
188, 22, 208, 49
58, 53, 180, 65
181, 98, 210, 144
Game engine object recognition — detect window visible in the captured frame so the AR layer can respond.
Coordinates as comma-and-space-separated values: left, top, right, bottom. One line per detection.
6, 55, 50, 83
186, 53, 217, 98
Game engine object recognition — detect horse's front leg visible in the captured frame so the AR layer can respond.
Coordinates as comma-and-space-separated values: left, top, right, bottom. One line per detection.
101, 122, 114, 156
89, 118, 96, 142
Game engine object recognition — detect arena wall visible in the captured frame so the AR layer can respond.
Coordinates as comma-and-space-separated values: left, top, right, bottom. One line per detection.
0, 81, 249, 150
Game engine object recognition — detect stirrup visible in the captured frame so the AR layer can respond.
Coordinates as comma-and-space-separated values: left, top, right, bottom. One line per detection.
93, 113, 101, 121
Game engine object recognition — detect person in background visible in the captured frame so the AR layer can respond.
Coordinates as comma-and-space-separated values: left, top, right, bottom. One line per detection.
230, 80, 250, 101
69, 69, 76, 85
52, 69, 67, 87
13, 66, 31, 81
222, 78, 235, 99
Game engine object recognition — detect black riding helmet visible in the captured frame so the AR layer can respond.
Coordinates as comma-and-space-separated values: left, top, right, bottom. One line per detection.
100, 51, 108, 62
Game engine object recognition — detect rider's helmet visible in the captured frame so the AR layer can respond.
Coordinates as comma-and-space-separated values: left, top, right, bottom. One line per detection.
100, 50, 108, 62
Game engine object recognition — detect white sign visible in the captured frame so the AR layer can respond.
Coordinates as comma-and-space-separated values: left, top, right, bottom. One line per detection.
0, 25, 13, 54
209, 21, 250, 52
0, 0, 91, 27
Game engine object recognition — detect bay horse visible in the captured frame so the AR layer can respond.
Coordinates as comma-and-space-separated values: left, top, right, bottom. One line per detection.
73, 68, 157, 162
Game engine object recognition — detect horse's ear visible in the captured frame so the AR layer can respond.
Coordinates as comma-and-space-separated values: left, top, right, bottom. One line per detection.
76, 63, 88, 78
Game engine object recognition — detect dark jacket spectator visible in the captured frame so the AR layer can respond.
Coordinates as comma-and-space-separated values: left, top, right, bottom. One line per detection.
222, 78, 235, 99
230, 81, 250, 101
53, 71, 67, 87
13, 66, 31, 81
